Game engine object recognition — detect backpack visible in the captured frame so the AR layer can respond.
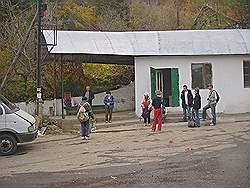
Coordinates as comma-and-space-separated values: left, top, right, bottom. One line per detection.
77, 106, 89, 123
214, 90, 220, 103
209, 90, 220, 103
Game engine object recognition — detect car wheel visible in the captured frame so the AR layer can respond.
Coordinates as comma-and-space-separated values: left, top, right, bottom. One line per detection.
0, 134, 17, 156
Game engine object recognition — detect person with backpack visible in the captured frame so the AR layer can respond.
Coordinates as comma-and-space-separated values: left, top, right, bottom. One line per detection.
77, 97, 95, 140
180, 85, 193, 122
141, 92, 152, 126
104, 91, 115, 123
152, 90, 163, 131
192, 87, 201, 127
202, 84, 220, 126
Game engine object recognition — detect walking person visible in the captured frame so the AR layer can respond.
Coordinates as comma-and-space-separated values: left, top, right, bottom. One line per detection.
192, 88, 201, 127
141, 92, 152, 126
77, 97, 95, 140
152, 90, 163, 131
104, 91, 115, 123
82, 86, 95, 106
202, 84, 220, 126
181, 85, 193, 122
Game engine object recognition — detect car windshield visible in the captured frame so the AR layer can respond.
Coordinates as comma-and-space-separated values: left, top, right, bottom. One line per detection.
0, 95, 17, 111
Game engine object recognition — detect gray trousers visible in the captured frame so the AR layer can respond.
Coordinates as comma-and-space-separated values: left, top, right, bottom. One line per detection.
183, 106, 192, 122
202, 103, 217, 124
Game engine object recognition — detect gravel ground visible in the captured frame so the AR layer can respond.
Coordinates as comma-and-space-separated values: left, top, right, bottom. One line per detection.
0, 121, 249, 188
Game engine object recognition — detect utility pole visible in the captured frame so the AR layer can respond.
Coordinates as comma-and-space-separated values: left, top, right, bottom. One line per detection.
36, 0, 42, 127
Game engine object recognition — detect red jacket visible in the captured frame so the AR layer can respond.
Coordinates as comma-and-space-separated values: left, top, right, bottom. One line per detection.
141, 98, 152, 111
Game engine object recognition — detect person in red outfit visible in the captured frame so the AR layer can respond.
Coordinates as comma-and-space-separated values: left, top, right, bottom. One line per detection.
141, 93, 152, 126
152, 90, 163, 131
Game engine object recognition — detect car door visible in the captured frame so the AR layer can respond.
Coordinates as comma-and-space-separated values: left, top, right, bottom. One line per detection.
0, 104, 6, 129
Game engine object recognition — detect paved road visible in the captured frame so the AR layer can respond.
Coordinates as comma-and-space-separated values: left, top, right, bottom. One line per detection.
0, 121, 250, 188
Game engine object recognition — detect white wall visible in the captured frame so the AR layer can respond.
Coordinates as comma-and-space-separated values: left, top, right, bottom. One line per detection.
16, 83, 135, 116
135, 55, 250, 116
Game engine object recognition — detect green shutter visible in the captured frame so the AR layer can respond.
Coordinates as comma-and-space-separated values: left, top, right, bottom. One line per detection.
150, 67, 156, 99
171, 68, 180, 107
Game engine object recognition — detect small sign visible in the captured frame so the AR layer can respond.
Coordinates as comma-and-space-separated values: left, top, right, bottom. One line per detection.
37, 93, 42, 99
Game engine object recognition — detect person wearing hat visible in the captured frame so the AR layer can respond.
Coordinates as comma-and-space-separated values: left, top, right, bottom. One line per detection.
141, 92, 152, 126
151, 90, 163, 131
103, 91, 115, 123
77, 97, 95, 140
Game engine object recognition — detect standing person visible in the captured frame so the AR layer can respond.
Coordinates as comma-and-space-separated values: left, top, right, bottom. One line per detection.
181, 85, 193, 122
141, 92, 152, 126
152, 90, 163, 132
202, 84, 220, 126
192, 88, 201, 127
82, 86, 95, 106
77, 97, 95, 140
104, 91, 115, 123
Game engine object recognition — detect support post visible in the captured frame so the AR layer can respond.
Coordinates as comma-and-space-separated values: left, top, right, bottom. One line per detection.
36, 0, 43, 127
60, 55, 65, 119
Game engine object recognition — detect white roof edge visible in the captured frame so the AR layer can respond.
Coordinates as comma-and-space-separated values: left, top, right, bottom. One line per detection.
43, 29, 250, 56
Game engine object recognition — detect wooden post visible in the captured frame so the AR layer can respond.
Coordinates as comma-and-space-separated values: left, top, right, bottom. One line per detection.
60, 55, 65, 119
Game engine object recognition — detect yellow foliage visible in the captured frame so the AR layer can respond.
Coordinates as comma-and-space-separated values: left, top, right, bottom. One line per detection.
56, 0, 97, 29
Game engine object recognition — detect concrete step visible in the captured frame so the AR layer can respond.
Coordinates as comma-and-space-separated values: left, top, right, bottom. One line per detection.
53, 111, 137, 129
61, 116, 190, 132
70, 118, 141, 131
55, 110, 212, 131
166, 112, 183, 118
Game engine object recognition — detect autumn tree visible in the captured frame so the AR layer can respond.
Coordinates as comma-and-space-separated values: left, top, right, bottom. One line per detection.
0, 0, 37, 102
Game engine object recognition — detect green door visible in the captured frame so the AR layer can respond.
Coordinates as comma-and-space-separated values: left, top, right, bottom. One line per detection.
171, 68, 180, 107
150, 67, 156, 99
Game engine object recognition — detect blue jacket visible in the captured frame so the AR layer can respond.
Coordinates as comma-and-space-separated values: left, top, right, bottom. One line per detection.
104, 95, 115, 107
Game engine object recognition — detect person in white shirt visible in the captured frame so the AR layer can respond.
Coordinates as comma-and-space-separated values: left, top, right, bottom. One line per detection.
180, 85, 193, 122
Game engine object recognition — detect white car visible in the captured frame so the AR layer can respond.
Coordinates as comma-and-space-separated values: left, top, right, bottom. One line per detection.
0, 95, 37, 156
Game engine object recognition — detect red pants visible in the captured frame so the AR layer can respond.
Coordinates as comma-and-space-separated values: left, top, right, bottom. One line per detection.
152, 108, 163, 131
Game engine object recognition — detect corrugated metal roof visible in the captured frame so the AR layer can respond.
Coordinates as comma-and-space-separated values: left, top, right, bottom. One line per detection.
43, 29, 250, 56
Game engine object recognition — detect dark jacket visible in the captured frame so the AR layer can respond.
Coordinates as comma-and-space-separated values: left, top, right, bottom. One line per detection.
104, 95, 115, 108
181, 90, 193, 108
152, 97, 162, 109
193, 93, 201, 110
82, 90, 95, 105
